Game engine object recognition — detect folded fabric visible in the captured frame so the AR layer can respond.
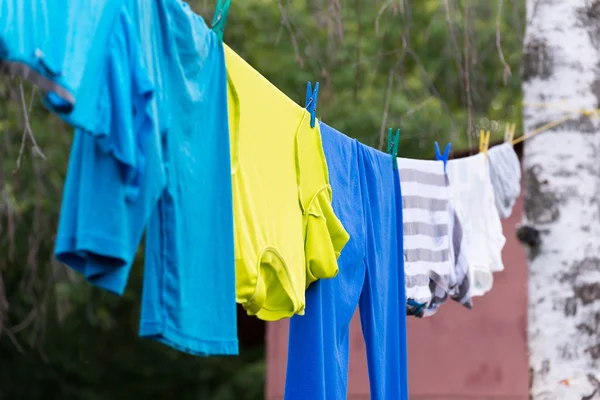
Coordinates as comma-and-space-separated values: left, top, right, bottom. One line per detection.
487, 143, 521, 219
224, 45, 348, 321
446, 153, 506, 297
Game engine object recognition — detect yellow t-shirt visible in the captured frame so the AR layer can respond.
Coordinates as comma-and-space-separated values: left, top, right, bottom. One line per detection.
225, 44, 349, 321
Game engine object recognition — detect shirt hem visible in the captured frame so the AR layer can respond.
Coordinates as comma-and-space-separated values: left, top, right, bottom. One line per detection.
54, 233, 131, 295
239, 247, 303, 321
139, 321, 239, 356
254, 307, 299, 321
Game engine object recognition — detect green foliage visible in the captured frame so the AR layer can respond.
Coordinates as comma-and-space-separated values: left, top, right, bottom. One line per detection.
0, 0, 524, 399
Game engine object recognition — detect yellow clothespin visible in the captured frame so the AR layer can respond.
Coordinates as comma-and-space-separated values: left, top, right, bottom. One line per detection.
479, 129, 490, 156
504, 123, 516, 144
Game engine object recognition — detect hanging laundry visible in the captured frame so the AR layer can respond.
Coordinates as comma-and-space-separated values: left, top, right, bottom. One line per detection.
430, 143, 472, 314
224, 46, 348, 321
56, 0, 238, 356
487, 143, 521, 219
397, 157, 470, 316
286, 123, 408, 400
0, 0, 117, 111
448, 209, 472, 308
446, 153, 506, 297
421, 203, 472, 317
140, 0, 237, 356
0, 1, 153, 194
55, 0, 163, 296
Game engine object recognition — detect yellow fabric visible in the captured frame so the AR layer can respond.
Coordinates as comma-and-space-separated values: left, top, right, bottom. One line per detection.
224, 44, 349, 321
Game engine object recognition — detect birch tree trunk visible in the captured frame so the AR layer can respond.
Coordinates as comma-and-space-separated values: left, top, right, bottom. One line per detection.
523, 1, 600, 399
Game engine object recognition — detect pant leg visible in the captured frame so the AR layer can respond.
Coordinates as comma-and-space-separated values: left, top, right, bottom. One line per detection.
394, 164, 410, 395
357, 143, 409, 400
284, 123, 366, 400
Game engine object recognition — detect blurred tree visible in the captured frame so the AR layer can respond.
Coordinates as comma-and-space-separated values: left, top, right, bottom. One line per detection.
0, 1, 524, 399
522, 0, 600, 398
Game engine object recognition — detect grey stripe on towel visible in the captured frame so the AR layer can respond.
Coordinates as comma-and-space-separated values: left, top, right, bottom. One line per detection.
405, 248, 450, 263
399, 168, 447, 186
402, 195, 448, 212
404, 274, 431, 288
403, 221, 448, 237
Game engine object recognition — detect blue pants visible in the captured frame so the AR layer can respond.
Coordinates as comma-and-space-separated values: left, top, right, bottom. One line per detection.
285, 123, 408, 400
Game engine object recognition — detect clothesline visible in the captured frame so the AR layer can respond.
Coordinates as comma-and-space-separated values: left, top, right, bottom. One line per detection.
511, 102, 600, 145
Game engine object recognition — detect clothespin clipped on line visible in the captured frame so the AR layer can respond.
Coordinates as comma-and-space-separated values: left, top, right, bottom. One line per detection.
407, 299, 426, 316
211, 0, 231, 41
305, 81, 319, 128
504, 123, 516, 144
479, 129, 491, 157
387, 128, 400, 170
434, 141, 452, 173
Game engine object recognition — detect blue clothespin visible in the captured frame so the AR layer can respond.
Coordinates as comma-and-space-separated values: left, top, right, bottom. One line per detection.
387, 128, 400, 170
305, 82, 319, 128
407, 299, 426, 316
211, 0, 231, 41
434, 141, 452, 172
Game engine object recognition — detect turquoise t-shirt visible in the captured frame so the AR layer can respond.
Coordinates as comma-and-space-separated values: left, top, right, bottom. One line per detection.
139, 0, 238, 356
54, 0, 237, 356
0, 0, 152, 194
54, 0, 162, 295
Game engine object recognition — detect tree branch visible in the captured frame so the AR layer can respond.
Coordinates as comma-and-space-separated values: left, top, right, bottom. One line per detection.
463, 0, 474, 150
496, 0, 513, 85
15, 82, 45, 173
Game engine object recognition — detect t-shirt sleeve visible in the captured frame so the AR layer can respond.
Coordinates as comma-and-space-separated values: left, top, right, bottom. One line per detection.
55, 130, 133, 294
297, 117, 350, 287
54, 5, 164, 295
49, 4, 155, 201
304, 185, 350, 287
55, 129, 146, 296
55, 123, 165, 295
93, 5, 155, 201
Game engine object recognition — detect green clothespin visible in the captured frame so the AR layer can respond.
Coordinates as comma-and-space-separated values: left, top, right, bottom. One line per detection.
211, 0, 231, 41
387, 128, 400, 170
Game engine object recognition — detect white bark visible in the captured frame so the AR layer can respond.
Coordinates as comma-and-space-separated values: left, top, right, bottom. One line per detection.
523, 1, 600, 399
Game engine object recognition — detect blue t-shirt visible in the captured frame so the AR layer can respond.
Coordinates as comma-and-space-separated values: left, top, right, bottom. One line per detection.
0, 1, 152, 193
0, 0, 121, 111
139, 0, 238, 356
54, 0, 163, 295
55, 0, 237, 356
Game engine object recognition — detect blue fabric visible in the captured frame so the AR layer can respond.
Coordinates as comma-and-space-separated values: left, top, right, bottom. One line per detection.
55, 0, 237, 356
393, 157, 410, 396
138, 0, 237, 356
55, 127, 164, 295
0, 1, 152, 193
54, 0, 164, 294
285, 123, 408, 400
0, 0, 121, 111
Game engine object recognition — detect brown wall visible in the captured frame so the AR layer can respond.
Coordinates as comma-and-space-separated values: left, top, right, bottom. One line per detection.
266, 187, 528, 400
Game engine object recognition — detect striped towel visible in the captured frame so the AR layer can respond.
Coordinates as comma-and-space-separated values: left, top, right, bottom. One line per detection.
398, 158, 471, 317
